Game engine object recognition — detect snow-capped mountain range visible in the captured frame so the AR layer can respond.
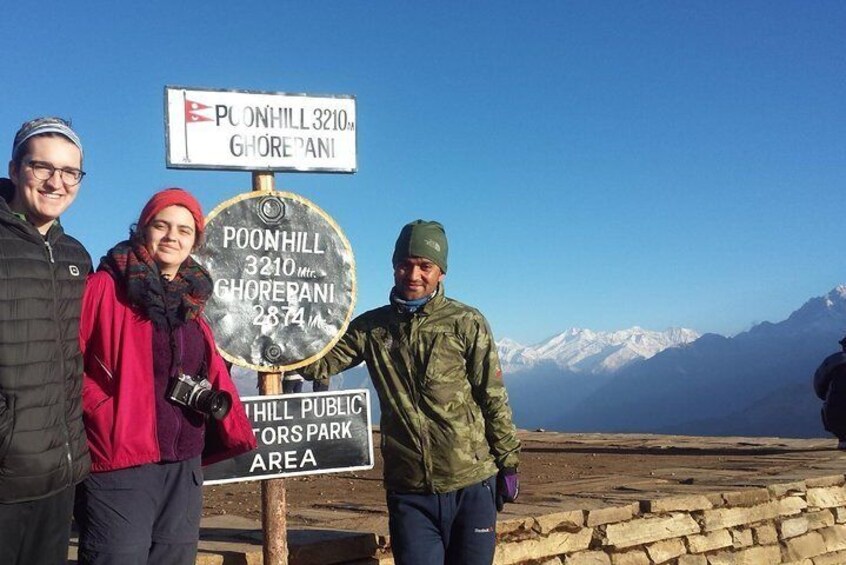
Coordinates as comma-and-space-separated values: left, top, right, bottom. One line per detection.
551, 284, 846, 437
498, 326, 700, 374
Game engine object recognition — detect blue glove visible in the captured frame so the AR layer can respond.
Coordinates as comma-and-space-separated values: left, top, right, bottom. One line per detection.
496, 467, 519, 511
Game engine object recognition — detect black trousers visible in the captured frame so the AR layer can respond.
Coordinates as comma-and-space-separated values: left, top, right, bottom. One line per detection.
823, 378, 846, 440
386, 476, 498, 565
0, 486, 75, 565
74, 457, 202, 565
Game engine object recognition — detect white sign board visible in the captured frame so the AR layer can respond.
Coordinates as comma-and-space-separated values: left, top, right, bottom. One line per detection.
164, 86, 357, 172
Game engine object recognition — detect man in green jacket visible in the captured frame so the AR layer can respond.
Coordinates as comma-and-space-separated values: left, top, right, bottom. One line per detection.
301, 220, 520, 565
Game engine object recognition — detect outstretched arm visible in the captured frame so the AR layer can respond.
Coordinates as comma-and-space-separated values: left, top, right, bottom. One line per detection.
299, 316, 367, 381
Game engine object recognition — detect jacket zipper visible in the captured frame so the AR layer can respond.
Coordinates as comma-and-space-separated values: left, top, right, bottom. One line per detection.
408, 314, 432, 490
171, 404, 183, 458
44, 240, 55, 263
45, 235, 74, 486
171, 328, 184, 458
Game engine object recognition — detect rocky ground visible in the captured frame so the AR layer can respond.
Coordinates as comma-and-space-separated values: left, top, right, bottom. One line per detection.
202, 430, 837, 524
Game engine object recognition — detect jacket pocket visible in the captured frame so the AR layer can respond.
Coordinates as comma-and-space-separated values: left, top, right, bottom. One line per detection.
83, 377, 113, 416
0, 392, 15, 464
81, 358, 117, 465
420, 331, 468, 405
83, 354, 115, 416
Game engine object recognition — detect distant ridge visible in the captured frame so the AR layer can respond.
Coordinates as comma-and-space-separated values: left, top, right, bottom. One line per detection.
498, 326, 700, 374
512, 285, 846, 438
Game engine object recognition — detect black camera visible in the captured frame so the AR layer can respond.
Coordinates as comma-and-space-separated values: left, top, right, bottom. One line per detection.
167, 373, 231, 421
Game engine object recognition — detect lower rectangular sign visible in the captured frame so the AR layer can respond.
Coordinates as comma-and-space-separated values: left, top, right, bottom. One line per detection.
203, 389, 374, 485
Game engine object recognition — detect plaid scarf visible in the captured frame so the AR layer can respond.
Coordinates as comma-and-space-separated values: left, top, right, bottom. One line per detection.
99, 240, 212, 329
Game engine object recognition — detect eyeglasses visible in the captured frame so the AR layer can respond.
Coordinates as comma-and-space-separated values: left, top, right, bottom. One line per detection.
25, 160, 86, 186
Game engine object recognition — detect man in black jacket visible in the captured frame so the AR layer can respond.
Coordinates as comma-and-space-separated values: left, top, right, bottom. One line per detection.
0, 117, 92, 564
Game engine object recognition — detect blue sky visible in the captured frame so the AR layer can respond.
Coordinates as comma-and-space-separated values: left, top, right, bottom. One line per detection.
2, 1, 844, 345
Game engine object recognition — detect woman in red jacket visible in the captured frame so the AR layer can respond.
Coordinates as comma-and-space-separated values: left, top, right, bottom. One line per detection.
75, 188, 256, 565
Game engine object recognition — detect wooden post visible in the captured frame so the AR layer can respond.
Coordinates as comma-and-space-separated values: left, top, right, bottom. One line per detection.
253, 171, 289, 565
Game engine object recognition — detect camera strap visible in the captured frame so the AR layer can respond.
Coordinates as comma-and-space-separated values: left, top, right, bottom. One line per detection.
168, 322, 209, 382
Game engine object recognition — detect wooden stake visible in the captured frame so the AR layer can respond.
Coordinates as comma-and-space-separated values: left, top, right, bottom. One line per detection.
253, 170, 288, 565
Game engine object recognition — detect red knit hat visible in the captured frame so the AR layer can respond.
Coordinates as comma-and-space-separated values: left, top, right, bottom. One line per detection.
137, 188, 205, 237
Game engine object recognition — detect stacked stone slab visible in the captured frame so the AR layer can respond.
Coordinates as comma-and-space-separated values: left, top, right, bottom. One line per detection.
489, 474, 846, 564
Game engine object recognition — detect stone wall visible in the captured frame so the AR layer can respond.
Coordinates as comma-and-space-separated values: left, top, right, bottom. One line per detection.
493, 474, 846, 565
181, 434, 845, 564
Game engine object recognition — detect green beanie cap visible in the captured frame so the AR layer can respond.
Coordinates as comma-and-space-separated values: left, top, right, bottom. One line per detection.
392, 220, 448, 273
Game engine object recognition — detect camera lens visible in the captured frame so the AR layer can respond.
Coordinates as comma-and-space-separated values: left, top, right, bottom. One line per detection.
192, 388, 232, 421
208, 391, 232, 421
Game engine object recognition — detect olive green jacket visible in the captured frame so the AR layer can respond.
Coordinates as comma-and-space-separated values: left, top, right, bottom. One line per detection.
301, 286, 520, 493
